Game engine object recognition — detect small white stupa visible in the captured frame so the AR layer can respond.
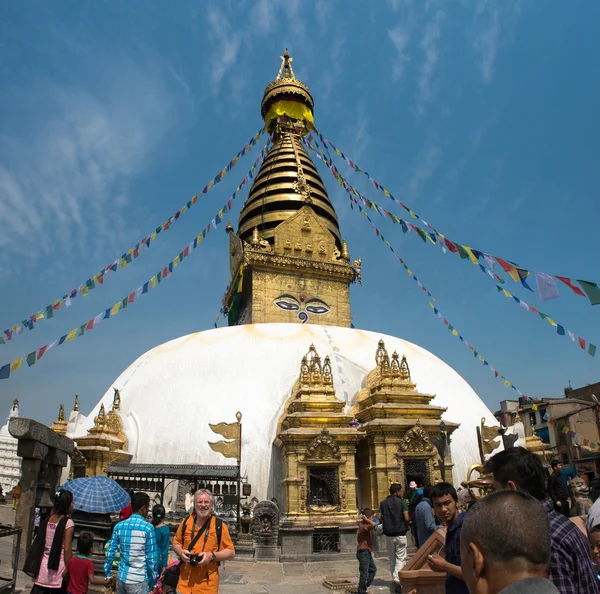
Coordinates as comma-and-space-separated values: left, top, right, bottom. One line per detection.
0, 399, 22, 495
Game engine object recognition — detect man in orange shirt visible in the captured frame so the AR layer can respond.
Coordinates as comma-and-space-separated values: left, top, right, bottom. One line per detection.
172, 490, 235, 594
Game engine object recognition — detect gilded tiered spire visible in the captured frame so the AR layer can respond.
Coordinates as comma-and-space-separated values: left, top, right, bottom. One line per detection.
74, 394, 79, 411
223, 51, 360, 328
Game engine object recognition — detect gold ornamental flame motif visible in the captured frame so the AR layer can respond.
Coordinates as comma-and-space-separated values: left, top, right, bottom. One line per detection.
461, 463, 494, 502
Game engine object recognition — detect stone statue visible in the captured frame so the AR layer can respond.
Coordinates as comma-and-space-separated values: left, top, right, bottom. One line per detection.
240, 504, 252, 534
570, 476, 593, 516
252, 500, 279, 546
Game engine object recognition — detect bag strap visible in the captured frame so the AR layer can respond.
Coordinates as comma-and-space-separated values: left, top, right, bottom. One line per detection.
188, 516, 213, 552
215, 518, 222, 550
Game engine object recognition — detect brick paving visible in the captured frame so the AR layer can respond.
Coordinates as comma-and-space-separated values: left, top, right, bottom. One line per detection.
0, 506, 399, 594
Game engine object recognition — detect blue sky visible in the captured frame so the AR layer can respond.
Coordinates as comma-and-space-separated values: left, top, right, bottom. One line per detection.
1, 1, 600, 425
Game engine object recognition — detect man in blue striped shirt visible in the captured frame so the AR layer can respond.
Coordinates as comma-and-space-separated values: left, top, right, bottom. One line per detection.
105, 492, 158, 594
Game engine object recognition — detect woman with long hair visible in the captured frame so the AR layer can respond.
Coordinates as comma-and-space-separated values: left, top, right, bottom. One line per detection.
152, 504, 170, 576
26, 489, 75, 594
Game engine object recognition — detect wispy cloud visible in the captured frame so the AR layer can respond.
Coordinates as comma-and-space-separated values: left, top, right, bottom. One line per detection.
0, 57, 188, 279
470, 1, 522, 85
388, 25, 412, 81
417, 8, 445, 117
204, 7, 242, 93
320, 30, 347, 103
408, 145, 441, 201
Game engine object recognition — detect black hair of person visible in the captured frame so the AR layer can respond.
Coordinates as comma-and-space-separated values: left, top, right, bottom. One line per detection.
362, 508, 374, 517
131, 491, 150, 513
152, 504, 166, 527
550, 459, 561, 470
461, 490, 551, 567
389, 483, 402, 495
77, 531, 94, 555
423, 485, 433, 500
430, 482, 458, 502
483, 447, 547, 501
54, 489, 74, 515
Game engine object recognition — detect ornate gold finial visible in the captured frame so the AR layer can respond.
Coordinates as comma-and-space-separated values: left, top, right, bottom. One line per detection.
341, 240, 350, 262
12, 398, 18, 409
225, 220, 234, 234
51, 403, 68, 435
251, 226, 260, 247
94, 404, 106, 430
236, 411, 242, 422
399, 355, 411, 382
277, 48, 296, 80
375, 340, 388, 367
74, 394, 79, 412
112, 387, 121, 411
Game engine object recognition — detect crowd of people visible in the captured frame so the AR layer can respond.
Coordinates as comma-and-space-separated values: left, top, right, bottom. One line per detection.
358, 446, 600, 594
23, 489, 235, 594
19, 449, 600, 594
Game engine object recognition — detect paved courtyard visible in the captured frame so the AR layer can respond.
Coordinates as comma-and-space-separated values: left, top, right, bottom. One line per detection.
0, 506, 400, 594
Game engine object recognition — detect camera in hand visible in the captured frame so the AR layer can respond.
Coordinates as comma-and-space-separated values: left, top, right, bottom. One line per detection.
189, 553, 201, 567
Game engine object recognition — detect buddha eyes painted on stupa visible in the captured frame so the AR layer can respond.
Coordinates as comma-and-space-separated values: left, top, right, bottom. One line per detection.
274, 294, 330, 323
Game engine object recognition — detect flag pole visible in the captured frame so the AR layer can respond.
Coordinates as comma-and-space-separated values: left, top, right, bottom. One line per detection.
236, 411, 242, 536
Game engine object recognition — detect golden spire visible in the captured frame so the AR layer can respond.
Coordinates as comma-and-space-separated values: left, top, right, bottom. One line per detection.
95, 404, 106, 429
74, 394, 79, 411
51, 403, 68, 435
12, 398, 18, 409
399, 355, 411, 382
112, 387, 121, 411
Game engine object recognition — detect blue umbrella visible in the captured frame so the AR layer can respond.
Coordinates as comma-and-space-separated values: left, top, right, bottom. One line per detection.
61, 475, 130, 513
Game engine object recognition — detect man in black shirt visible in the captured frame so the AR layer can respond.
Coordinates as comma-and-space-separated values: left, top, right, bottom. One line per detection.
547, 460, 570, 517
378, 484, 409, 593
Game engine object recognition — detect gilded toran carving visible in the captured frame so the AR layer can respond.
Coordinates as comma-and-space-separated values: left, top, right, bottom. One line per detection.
305, 428, 341, 460
397, 422, 436, 455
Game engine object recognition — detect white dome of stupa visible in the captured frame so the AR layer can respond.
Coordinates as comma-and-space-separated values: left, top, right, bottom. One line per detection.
74, 323, 497, 500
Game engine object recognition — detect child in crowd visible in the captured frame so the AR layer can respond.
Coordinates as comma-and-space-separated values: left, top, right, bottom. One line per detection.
355, 508, 377, 594
64, 531, 112, 594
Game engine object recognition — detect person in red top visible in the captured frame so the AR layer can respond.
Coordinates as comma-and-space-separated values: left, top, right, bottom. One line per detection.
355, 508, 377, 594
119, 491, 133, 522
63, 532, 112, 594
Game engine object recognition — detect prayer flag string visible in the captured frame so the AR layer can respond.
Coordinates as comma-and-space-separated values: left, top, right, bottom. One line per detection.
0, 127, 266, 345
310, 125, 600, 307
304, 137, 600, 364
0, 142, 271, 380
304, 137, 527, 398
